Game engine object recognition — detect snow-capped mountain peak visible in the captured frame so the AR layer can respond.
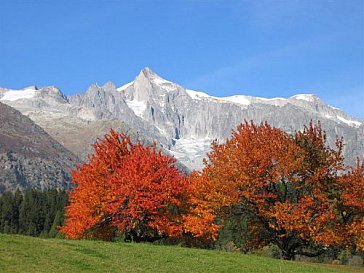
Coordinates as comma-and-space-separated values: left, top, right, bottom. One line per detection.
139, 67, 170, 83
0, 68, 362, 171
116, 69, 363, 129
135, 67, 182, 93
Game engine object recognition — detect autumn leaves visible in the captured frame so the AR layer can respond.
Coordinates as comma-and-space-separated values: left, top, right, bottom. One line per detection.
60, 130, 188, 241
61, 122, 363, 260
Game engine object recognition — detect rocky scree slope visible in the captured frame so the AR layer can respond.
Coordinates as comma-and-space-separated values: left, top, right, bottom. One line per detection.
0, 102, 79, 193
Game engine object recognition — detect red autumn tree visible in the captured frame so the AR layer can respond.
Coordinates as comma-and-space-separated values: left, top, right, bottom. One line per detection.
184, 121, 364, 260
61, 129, 188, 242
60, 129, 131, 240
105, 143, 188, 242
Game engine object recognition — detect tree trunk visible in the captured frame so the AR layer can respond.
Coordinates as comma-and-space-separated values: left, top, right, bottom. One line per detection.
281, 249, 295, 260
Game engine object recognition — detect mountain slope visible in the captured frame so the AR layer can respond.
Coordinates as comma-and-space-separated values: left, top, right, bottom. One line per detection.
0, 68, 362, 171
0, 102, 79, 193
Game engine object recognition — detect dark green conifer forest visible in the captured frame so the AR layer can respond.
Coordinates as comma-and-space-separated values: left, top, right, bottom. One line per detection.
0, 189, 68, 238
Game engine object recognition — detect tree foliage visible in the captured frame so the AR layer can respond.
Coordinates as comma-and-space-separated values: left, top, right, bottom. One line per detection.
184, 121, 363, 259
0, 189, 67, 237
61, 129, 189, 242
337, 161, 364, 250
60, 123, 363, 259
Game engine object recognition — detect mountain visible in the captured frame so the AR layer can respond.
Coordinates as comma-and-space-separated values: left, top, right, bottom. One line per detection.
0, 68, 363, 171
0, 102, 79, 193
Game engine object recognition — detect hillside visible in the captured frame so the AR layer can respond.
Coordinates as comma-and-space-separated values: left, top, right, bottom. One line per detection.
0, 234, 362, 273
0, 102, 79, 193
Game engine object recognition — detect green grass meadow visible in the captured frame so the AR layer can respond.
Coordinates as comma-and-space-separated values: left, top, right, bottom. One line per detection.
0, 234, 363, 273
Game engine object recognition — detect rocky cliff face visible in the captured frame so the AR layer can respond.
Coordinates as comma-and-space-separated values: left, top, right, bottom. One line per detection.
1, 68, 363, 171
110, 68, 364, 169
0, 102, 79, 193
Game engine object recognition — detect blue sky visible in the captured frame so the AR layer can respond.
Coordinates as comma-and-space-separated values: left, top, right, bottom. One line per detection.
0, 0, 363, 118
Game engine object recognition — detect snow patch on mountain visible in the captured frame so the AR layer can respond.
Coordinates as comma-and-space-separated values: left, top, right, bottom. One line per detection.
117, 82, 133, 92
1, 87, 37, 101
187, 90, 251, 106
152, 79, 179, 92
186, 89, 210, 100
336, 116, 362, 128
151, 77, 173, 86
329, 105, 340, 110
256, 97, 288, 107
172, 137, 211, 156
125, 99, 146, 118
322, 110, 361, 128
170, 137, 212, 170
291, 94, 316, 102
219, 95, 251, 106
187, 89, 287, 107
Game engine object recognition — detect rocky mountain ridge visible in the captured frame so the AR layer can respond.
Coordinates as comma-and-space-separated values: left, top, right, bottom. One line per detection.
1, 68, 363, 170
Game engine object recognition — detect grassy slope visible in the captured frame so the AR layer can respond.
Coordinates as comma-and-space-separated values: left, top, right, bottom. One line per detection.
0, 234, 363, 273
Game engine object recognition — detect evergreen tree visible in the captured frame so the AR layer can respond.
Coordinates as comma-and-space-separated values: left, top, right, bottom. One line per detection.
0, 189, 68, 238
0, 192, 19, 233
48, 211, 62, 238
13, 189, 23, 233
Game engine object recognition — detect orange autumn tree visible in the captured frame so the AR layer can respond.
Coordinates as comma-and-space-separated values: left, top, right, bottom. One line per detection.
336, 160, 364, 250
293, 123, 363, 251
184, 121, 364, 260
61, 129, 189, 242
